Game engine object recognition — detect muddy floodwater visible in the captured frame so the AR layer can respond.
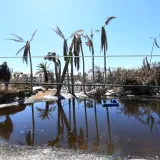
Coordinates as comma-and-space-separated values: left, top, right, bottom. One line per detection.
0, 98, 160, 156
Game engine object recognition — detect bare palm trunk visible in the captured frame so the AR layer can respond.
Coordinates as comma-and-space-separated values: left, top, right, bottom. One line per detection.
92, 52, 95, 88
104, 50, 107, 84
54, 62, 60, 94
55, 52, 72, 96
45, 79, 49, 90
29, 49, 33, 94
80, 44, 85, 92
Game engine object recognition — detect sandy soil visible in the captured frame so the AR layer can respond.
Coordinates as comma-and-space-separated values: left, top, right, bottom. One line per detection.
0, 142, 111, 160
0, 142, 160, 160
32, 90, 56, 100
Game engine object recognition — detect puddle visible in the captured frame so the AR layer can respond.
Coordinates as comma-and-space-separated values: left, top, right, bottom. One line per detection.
0, 98, 160, 155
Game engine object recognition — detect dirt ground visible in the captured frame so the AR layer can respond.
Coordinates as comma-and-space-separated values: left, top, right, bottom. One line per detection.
32, 90, 56, 100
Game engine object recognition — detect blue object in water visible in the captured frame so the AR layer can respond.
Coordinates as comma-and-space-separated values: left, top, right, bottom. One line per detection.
102, 99, 119, 107
112, 99, 117, 103
58, 95, 65, 100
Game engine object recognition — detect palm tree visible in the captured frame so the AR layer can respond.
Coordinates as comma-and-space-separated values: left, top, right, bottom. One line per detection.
0, 62, 11, 91
78, 35, 86, 92
36, 62, 53, 90
45, 32, 82, 96
96, 17, 116, 83
48, 32, 82, 96
44, 52, 61, 92
53, 27, 72, 93
71, 32, 84, 95
7, 30, 37, 93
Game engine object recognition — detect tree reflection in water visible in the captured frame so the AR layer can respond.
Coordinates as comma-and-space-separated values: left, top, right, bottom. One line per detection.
48, 100, 76, 149
25, 104, 35, 146
92, 101, 99, 152
47, 98, 115, 153
0, 115, 13, 141
36, 101, 56, 120
118, 98, 160, 141
84, 99, 88, 150
105, 107, 114, 155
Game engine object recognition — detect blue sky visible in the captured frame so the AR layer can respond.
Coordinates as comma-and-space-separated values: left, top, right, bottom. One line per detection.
0, 0, 160, 73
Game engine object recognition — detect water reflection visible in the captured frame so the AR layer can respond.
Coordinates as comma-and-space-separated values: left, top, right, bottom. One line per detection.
118, 98, 160, 141
92, 101, 99, 152
0, 105, 26, 141
36, 101, 56, 120
84, 100, 88, 149
25, 104, 35, 146
0, 115, 13, 140
105, 107, 114, 155
48, 100, 76, 149
0, 98, 160, 155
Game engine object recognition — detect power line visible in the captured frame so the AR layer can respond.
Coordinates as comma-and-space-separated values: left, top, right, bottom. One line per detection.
0, 54, 160, 58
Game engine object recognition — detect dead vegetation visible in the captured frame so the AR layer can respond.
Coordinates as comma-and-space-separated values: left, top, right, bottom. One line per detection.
108, 59, 160, 95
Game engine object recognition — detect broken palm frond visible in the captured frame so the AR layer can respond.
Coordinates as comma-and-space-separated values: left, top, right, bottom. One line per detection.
105, 16, 116, 26
91, 29, 93, 39
85, 34, 94, 54
53, 27, 65, 39
101, 26, 107, 52
30, 30, 37, 42
154, 38, 160, 48
53, 27, 70, 62
73, 35, 81, 70
10, 33, 24, 41
16, 46, 26, 55
63, 39, 68, 61
6, 39, 24, 43
22, 41, 30, 64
